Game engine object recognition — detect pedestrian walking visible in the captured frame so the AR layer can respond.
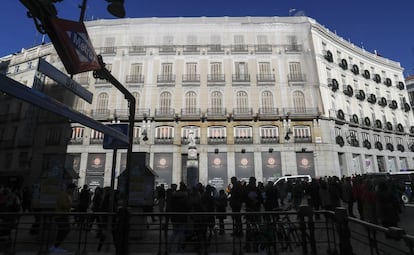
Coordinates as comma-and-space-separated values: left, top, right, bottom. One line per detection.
49, 183, 76, 253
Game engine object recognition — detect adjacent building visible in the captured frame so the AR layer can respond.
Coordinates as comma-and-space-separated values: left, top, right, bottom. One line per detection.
1, 16, 413, 191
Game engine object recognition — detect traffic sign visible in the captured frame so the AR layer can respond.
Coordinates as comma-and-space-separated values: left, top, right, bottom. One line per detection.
0, 74, 129, 144
47, 17, 101, 75
103, 124, 129, 149
37, 58, 93, 104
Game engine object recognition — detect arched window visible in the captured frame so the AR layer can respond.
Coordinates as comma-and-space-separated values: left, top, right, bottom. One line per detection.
160, 91, 172, 112
292, 91, 305, 113
261, 91, 274, 109
211, 91, 223, 111
185, 91, 197, 111
97, 93, 109, 113
236, 91, 249, 109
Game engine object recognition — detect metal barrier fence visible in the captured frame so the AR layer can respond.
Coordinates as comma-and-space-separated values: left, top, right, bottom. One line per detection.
1, 206, 414, 255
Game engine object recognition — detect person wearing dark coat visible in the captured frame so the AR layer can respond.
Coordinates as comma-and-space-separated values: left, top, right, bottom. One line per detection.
376, 181, 401, 228
215, 189, 228, 235
263, 181, 279, 211
229, 176, 243, 236
168, 182, 189, 252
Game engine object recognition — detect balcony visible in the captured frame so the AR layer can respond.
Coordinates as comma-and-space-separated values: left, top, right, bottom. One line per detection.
154, 137, 174, 144
285, 44, 302, 53
294, 136, 312, 143
90, 109, 111, 120
233, 108, 253, 120
73, 76, 89, 85
287, 73, 306, 82
182, 74, 200, 84
207, 74, 225, 86
90, 138, 103, 144
159, 46, 176, 55
231, 44, 248, 53
234, 136, 253, 144
183, 45, 199, 54
155, 108, 175, 120
260, 136, 280, 144
68, 137, 83, 145
181, 137, 200, 145
157, 75, 175, 86
232, 74, 250, 84
208, 137, 227, 145
128, 45, 146, 55
114, 108, 150, 121
257, 74, 275, 85
133, 137, 141, 144
258, 108, 280, 120
283, 107, 319, 119
181, 108, 201, 120
125, 75, 144, 84
255, 44, 272, 53
206, 108, 227, 120
99, 46, 116, 55
207, 44, 224, 54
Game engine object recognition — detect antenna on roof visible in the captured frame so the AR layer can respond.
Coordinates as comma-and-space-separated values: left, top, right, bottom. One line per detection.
289, 8, 296, 16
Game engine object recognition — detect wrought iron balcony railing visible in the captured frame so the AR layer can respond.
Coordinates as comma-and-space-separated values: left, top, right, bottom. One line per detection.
182, 74, 200, 82
125, 75, 144, 84
260, 136, 280, 144
207, 44, 224, 53
257, 74, 275, 82
157, 74, 176, 83
129, 45, 146, 54
255, 44, 272, 53
287, 73, 306, 82
207, 74, 225, 82
90, 109, 110, 120
232, 74, 250, 82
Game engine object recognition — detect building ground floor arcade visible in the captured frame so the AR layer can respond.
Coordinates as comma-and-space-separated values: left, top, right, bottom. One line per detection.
65, 142, 413, 192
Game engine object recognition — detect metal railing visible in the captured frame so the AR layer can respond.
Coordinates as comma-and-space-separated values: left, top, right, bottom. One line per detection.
1, 207, 413, 255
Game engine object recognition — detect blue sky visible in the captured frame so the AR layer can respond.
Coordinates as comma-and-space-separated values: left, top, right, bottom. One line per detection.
3, 1, 414, 76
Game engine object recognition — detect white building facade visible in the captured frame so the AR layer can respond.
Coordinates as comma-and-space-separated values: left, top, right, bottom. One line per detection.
1, 16, 413, 190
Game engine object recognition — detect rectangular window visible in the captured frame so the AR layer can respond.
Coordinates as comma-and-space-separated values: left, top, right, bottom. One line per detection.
258, 62, 271, 74
289, 62, 301, 79
257, 35, 268, 45
293, 126, 310, 138
260, 126, 279, 138
186, 63, 197, 75
234, 126, 252, 138
162, 63, 173, 76
156, 126, 173, 139
71, 127, 84, 139
211, 62, 222, 75
131, 63, 143, 76
90, 130, 104, 139
208, 126, 226, 138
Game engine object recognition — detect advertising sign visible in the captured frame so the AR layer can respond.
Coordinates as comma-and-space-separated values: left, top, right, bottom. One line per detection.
235, 152, 255, 183
86, 153, 106, 174
262, 151, 282, 183
296, 152, 315, 177
153, 153, 173, 188
48, 17, 100, 75
207, 153, 228, 191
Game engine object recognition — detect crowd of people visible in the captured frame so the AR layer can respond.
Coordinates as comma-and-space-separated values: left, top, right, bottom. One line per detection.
0, 173, 407, 252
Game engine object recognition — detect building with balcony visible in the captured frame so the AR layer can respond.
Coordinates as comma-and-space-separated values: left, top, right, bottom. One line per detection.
1, 16, 413, 191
